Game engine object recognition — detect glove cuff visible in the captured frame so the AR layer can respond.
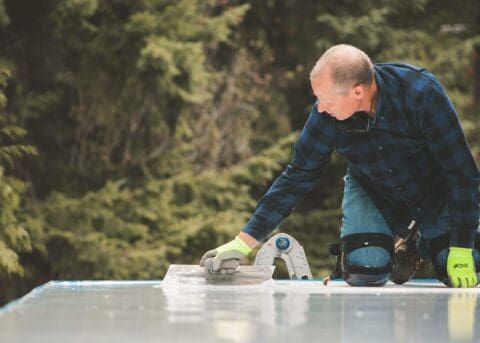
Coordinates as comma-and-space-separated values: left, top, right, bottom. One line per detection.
234, 236, 252, 255
449, 246, 473, 254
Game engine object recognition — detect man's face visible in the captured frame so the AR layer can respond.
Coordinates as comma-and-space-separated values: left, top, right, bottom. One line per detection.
310, 75, 362, 121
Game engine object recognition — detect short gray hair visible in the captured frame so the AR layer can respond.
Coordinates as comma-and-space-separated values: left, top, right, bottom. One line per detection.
310, 44, 374, 94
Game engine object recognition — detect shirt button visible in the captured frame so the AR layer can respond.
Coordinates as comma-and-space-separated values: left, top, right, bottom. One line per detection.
397, 186, 402, 191
388, 169, 393, 173
378, 145, 383, 150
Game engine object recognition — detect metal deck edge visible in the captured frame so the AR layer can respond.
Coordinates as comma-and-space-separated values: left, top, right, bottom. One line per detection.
0, 280, 55, 315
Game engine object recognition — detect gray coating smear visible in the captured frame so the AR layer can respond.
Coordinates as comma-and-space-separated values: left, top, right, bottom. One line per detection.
163, 264, 275, 286
0, 280, 479, 343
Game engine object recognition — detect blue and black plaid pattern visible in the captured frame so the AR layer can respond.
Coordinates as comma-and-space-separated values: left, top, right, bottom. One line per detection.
242, 63, 480, 248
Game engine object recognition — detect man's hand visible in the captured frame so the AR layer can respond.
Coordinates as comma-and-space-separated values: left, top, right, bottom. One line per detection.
447, 247, 478, 288
199, 236, 253, 274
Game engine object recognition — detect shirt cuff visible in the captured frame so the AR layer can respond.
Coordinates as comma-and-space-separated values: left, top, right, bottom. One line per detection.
449, 228, 477, 248
241, 215, 274, 242
241, 226, 265, 242
241, 209, 285, 242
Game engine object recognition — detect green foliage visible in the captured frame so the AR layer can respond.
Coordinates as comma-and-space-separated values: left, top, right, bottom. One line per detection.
0, 0, 9, 27
0, 168, 31, 276
0, 66, 36, 277
0, 126, 36, 169
27, 133, 296, 279
2, 0, 251, 194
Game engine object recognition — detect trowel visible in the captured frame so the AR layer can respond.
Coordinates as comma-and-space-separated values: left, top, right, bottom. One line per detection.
163, 258, 275, 286
163, 233, 312, 286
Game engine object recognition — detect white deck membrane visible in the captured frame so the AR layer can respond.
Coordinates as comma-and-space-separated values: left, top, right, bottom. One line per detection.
0, 279, 478, 342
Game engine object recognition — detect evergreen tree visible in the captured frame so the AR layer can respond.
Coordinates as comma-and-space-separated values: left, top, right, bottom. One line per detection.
0, 67, 35, 277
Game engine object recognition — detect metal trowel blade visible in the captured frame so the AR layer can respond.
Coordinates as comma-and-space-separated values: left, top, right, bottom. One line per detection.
162, 264, 275, 286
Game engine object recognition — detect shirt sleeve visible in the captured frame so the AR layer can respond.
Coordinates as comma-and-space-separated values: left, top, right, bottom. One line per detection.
241, 105, 337, 241
423, 82, 480, 248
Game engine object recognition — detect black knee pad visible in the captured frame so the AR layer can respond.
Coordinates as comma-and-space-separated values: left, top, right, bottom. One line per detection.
345, 271, 391, 287
427, 233, 480, 286
341, 233, 394, 287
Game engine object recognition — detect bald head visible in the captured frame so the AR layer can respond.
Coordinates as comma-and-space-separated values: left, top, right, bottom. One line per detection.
310, 44, 374, 94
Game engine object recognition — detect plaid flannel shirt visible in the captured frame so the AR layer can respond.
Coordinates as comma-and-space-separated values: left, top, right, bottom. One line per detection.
242, 63, 480, 248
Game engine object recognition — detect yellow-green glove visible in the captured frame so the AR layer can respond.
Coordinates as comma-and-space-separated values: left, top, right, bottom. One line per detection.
199, 236, 252, 274
447, 247, 478, 288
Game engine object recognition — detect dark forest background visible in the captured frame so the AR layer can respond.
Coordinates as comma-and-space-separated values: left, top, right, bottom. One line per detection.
1, 0, 480, 305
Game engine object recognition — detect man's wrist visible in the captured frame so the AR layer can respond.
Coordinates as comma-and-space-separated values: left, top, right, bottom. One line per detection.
449, 229, 477, 249
238, 232, 260, 249
450, 247, 472, 252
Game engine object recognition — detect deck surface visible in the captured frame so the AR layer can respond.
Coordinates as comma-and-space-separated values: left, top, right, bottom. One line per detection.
0, 279, 479, 342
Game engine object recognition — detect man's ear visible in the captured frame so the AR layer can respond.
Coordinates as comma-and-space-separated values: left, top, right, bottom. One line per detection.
352, 84, 364, 99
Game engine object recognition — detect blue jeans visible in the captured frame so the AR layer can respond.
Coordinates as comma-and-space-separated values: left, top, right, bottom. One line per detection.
341, 172, 480, 283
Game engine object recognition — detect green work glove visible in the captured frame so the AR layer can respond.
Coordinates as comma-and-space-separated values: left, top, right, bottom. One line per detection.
199, 236, 252, 274
447, 247, 478, 288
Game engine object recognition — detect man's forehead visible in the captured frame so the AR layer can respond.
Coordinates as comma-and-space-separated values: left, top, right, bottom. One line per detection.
311, 75, 335, 94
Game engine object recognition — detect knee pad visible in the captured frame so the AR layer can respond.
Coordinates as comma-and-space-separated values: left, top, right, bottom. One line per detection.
427, 233, 480, 286
341, 233, 394, 287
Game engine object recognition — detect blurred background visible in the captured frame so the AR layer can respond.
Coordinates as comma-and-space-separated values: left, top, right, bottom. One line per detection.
0, 0, 479, 305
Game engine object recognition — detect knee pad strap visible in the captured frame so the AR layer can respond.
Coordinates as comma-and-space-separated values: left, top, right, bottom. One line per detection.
342, 233, 394, 257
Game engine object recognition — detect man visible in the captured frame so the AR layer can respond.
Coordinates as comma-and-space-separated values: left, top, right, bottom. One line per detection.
200, 44, 480, 288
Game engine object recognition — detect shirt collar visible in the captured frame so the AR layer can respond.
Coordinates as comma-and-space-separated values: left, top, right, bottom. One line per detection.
372, 65, 393, 120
